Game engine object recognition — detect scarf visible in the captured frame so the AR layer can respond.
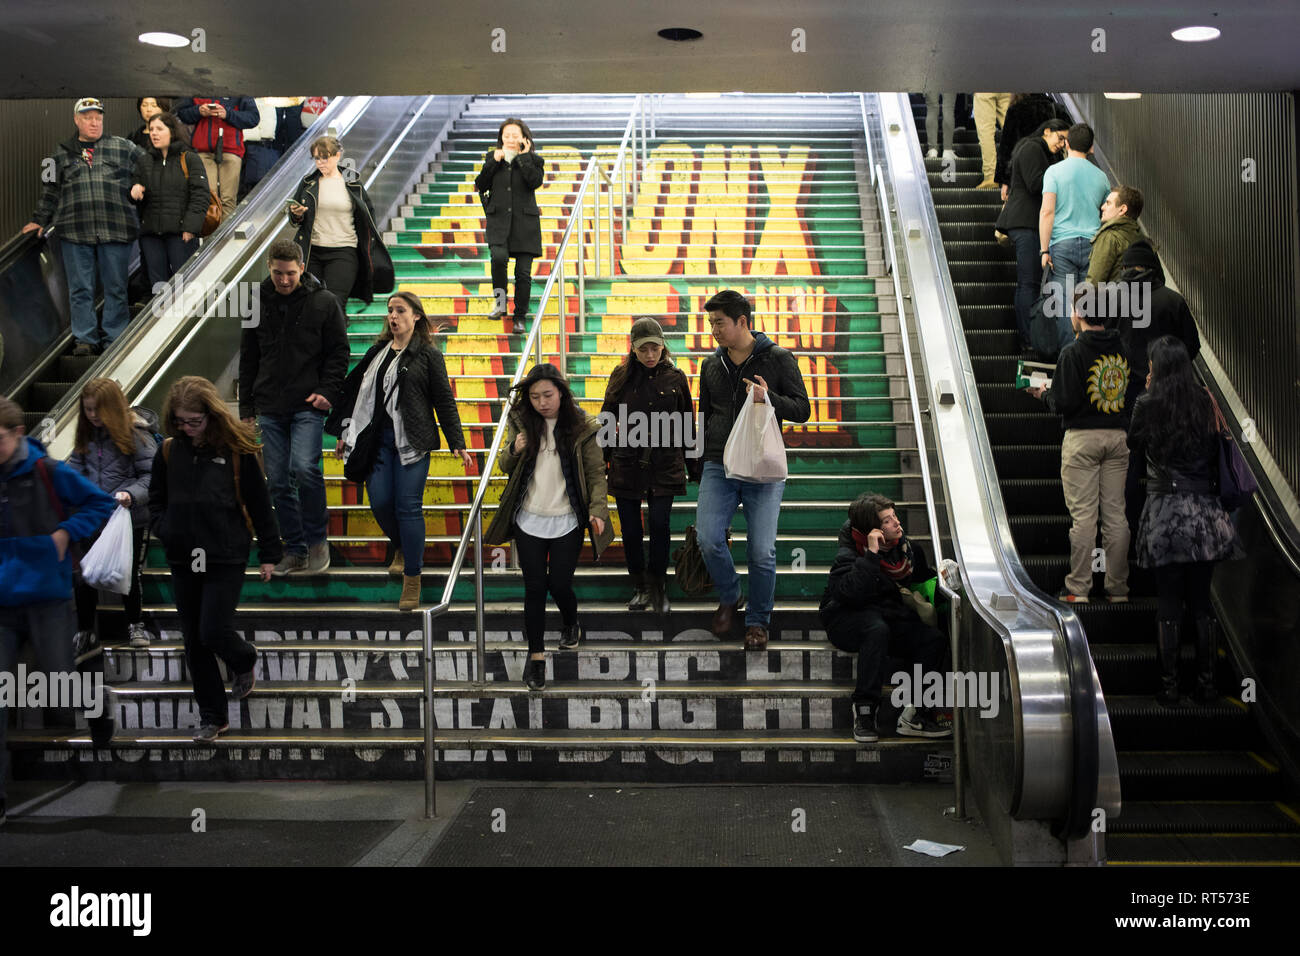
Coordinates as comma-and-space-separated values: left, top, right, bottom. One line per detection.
343, 345, 420, 466
853, 527, 915, 581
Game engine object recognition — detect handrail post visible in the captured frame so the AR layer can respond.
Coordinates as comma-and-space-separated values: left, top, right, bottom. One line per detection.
558, 255, 567, 372
474, 510, 485, 685
608, 166, 616, 278
578, 193, 586, 338
640, 98, 647, 194
423, 606, 436, 818
593, 159, 602, 280
948, 587, 965, 819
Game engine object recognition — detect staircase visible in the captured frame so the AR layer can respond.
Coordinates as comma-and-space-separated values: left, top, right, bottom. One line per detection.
913, 97, 1300, 863
13, 94, 951, 786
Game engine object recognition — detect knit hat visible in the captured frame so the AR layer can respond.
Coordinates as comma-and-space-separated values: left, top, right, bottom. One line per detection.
1119, 238, 1160, 272
630, 317, 665, 349
74, 97, 104, 114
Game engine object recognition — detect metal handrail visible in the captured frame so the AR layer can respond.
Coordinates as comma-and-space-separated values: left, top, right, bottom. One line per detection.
859, 93, 876, 189
419, 94, 646, 818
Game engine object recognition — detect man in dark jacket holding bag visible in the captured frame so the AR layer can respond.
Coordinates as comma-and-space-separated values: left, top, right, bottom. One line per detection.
820, 492, 951, 743
695, 290, 810, 650
240, 239, 348, 576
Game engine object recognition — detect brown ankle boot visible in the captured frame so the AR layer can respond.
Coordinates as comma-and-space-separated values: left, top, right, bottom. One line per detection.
388, 552, 405, 578
398, 575, 421, 610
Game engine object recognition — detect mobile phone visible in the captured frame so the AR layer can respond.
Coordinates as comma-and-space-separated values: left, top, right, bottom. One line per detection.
285, 197, 304, 209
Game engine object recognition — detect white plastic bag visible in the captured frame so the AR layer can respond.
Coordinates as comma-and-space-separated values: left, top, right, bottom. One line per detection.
722, 389, 788, 483
80, 506, 134, 595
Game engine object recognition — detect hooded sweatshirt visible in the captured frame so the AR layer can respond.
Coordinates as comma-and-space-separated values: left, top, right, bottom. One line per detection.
697, 331, 811, 464
1115, 240, 1200, 407
1043, 327, 1131, 431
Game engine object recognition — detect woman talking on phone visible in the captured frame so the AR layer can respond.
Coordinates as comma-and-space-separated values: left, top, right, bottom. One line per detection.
474, 118, 545, 335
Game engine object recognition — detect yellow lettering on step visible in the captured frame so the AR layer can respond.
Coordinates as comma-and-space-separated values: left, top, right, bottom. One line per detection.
684, 145, 750, 276
621, 143, 695, 276
753, 145, 814, 277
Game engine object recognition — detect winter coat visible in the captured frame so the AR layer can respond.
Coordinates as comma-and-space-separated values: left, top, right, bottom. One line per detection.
474, 149, 545, 255
1042, 328, 1131, 431
0, 437, 115, 607
239, 272, 350, 418
697, 331, 811, 465
600, 359, 692, 498
819, 520, 935, 629
31, 134, 144, 244
325, 338, 467, 454
483, 412, 614, 558
288, 168, 394, 305
995, 95, 1072, 186
1115, 256, 1200, 409
173, 97, 260, 159
132, 142, 211, 237
1085, 215, 1142, 285
147, 435, 283, 567
996, 135, 1061, 232
65, 418, 157, 527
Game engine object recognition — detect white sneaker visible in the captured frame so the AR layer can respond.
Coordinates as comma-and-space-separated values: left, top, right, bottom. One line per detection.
127, 623, 152, 648
942, 149, 958, 163
925, 148, 938, 160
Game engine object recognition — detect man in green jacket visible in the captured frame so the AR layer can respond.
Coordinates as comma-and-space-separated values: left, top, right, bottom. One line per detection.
1086, 185, 1143, 285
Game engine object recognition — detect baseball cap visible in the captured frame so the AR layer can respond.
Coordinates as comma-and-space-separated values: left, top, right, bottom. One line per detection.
74, 97, 105, 114
630, 317, 665, 349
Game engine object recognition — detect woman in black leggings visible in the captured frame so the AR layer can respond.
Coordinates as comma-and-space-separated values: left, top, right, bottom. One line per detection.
1128, 336, 1238, 706
484, 364, 612, 691
474, 118, 545, 335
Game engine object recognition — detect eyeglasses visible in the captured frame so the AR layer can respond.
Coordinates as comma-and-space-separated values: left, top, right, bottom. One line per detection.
173, 413, 207, 428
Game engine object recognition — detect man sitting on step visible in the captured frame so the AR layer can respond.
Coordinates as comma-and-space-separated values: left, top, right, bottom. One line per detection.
819, 492, 952, 743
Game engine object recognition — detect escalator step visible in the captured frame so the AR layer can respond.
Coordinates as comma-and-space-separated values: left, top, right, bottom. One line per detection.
58, 356, 98, 379
992, 444, 1062, 478
1008, 514, 1070, 554
965, 330, 1021, 357
984, 413, 1059, 444
978, 383, 1050, 413
929, 189, 1004, 206
959, 303, 1016, 331
1020, 555, 1156, 595
971, 355, 1023, 381
1076, 603, 1160, 644
1117, 751, 1282, 800
1108, 801, 1300, 835
997, 478, 1065, 513
1106, 832, 1300, 863
1094, 641, 1231, 694
30, 382, 78, 409
934, 205, 1001, 225
939, 223, 1005, 242
950, 281, 1015, 306
949, 261, 1016, 283
1108, 695, 1261, 750
941, 241, 1015, 264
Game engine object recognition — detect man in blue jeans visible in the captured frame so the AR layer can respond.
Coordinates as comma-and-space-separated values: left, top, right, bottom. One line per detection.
24, 98, 144, 355
695, 290, 810, 650
240, 240, 348, 575
1040, 122, 1111, 352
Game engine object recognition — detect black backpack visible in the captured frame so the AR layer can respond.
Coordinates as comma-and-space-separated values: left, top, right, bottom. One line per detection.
672, 524, 729, 596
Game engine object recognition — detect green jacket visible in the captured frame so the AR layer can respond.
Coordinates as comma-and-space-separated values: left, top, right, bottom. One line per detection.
483, 411, 614, 559
1086, 216, 1141, 285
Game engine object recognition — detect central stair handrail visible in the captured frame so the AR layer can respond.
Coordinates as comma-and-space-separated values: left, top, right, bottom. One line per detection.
420, 95, 647, 818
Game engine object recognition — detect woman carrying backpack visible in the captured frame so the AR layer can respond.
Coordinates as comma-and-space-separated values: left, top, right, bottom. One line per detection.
67, 378, 158, 652
599, 318, 691, 614
148, 376, 282, 742
130, 111, 212, 286
484, 364, 613, 691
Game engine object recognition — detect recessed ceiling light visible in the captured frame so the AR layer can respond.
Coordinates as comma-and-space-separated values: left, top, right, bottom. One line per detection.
1171, 26, 1221, 42
658, 28, 703, 41
138, 31, 190, 48
1103, 93, 1142, 100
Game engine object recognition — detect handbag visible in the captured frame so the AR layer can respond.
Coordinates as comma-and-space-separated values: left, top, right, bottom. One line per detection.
899, 582, 939, 629
179, 152, 223, 237
722, 388, 788, 483
342, 423, 382, 484
1029, 267, 1064, 360
672, 524, 730, 596
1205, 388, 1258, 510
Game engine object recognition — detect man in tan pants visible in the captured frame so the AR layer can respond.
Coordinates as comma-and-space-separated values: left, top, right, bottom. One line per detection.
1028, 290, 1131, 603
973, 93, 1012, 190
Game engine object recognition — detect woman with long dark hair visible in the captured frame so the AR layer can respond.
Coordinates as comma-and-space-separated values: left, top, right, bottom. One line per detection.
600, 318, 691, 613
326, 291, 473, 610
484, 363, 613, 690
474, 117, 545, 335
67, 378, 157, 653
149, 376, 283, 742
1128, 336, 1238, 706
130, 112, 211, 286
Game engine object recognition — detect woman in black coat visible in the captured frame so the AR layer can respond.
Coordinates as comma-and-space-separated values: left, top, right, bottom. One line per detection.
130, 112, 211, 286
474, 117, 545, 335
287, 136, 395, 314
326, 291, 472, 610
1128, 336, 1238, 707
994, 94, 1073, 195
599, 318, 692, 614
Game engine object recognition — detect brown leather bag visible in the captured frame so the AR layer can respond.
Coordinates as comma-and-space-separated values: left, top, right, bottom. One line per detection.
179, 152, 223, 237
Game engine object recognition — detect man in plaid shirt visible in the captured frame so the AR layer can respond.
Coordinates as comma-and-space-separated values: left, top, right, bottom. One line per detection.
24, 98, 143, 355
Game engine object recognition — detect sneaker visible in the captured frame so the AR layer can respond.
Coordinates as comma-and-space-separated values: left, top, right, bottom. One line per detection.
1105, 593, 1130, 604
193, 721, 229, 743
231, 667, 256, 701
558, 622, 583, 650
127, 623, 152, 648
272, 553, 309, 577
1056, 590, 1090, 604
72, 340, 95, 357
306, 541, 331, 574
488, 305, 507, 320
897, 706, 954, 738
925, 147, 938, 160
942, 149, 958, 163
72, 630, 98, 659
852, 705, 879, 743
512, 315, 528, 335
975, 177, 999, 190
524, 658, 546, 691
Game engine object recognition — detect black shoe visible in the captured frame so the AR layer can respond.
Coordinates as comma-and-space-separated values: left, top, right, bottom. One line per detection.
193, 721, 229, 743
89, 715, 116, 748
1156, 618, 1181, 707
852, 703, 879, 743
72, 341, 96, 357
646, 573, 671, 615
512, 315, 528, 335
1193, 616, 1219, 704
524, 658, 546, 691
231, 667, 256, 701
626, 571, 650, 611
559, 623, 583, 650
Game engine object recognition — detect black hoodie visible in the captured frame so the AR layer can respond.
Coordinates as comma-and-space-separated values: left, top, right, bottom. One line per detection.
1043, 327, 1131, 431
1115, 241, 1201, 407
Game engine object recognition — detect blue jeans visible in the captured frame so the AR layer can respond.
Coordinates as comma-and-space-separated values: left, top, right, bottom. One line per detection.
0, 600, 77, 802
139, 233, 199, 288
695, 461, 786, 627
366, 426, 431, 576
259, 410, 328, 556
1008, 228, 1041, 349
61, 239, 132, 348
1050, 235, 1093, 351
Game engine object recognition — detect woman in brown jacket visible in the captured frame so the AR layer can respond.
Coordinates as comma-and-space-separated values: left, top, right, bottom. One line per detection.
484, 363, 612, 690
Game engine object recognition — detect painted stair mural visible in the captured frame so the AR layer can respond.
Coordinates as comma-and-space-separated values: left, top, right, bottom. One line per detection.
13, 94, 947, 783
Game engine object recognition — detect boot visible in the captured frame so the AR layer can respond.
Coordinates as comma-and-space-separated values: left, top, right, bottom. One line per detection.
1193, 616, 1219, 704
388, 551, 405, 578
398, 575, 421, 610
626, 571, 650, 610
1155, 618, 1180, 707
646, 572, 671, 615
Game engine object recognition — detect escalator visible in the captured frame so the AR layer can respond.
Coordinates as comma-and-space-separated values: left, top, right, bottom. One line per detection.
913, 97, 1300, 863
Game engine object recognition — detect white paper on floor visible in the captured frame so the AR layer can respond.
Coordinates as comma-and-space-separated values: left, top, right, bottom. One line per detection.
903, 839, 965, 858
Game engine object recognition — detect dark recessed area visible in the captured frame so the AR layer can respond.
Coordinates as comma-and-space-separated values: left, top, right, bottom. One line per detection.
658, 27, 704, 41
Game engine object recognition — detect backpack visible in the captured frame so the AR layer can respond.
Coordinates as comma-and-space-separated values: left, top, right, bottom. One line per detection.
179, 152, 223, 237
162, 437, 255, 534
131, 405, 165, 448
672, 524, 729, 596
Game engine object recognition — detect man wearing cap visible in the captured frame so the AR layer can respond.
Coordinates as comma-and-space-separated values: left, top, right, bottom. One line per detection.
24, 98, 144, 355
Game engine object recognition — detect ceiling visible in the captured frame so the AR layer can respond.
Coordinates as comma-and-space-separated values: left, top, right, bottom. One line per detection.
0, 0, 1296, 98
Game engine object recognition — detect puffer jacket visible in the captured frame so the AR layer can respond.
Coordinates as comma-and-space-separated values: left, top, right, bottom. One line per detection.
65, 417, 157, 527
819, 520, 935, 628
697, 331, 811, 464
132, 142, 211, 237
